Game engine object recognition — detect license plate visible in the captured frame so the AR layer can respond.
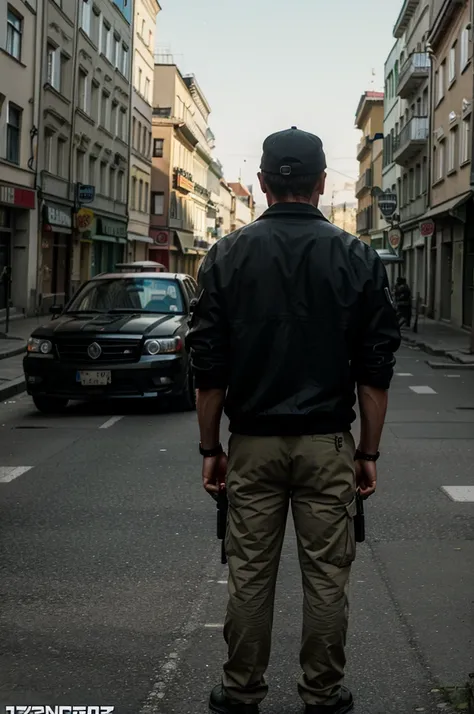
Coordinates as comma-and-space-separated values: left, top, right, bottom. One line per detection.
77, 370, 112, 386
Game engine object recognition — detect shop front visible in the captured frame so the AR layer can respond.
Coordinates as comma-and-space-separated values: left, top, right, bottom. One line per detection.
41, 202, 73, 312
149, 229, 170, 270
0, 183, 36, 313
92, 217, 127, 276
128, 232, 154, 263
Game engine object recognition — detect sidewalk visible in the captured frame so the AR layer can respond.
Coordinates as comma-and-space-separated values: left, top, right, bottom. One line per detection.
0, 315, 50, 401
403, 316, 474, 366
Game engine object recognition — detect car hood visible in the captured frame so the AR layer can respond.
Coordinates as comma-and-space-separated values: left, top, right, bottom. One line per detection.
32, 313, 186, 338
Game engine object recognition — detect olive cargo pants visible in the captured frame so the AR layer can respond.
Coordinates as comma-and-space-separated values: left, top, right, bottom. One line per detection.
222, 432, 357, 706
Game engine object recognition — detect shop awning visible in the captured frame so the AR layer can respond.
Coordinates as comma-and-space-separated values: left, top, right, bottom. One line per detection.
376, 249, 403, 264
423, 191, 472, 219
174, 230, 195, 253
128, 232, 153, 244
94, 234, 127, 244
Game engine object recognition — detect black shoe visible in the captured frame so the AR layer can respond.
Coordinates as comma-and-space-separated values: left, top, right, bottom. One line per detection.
305, 687, 354, 714
209, 683, 260, 714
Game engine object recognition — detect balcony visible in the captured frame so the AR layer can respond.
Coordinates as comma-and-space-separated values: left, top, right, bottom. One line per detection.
393, 116, 429, 165
152, 107, 172, 117
356, 135, 370, 160
356, 206, 373, 234
355, 168, 373, 198
400, 194, 428, 224
397, 53, 430, 98
393, 0, 419, 38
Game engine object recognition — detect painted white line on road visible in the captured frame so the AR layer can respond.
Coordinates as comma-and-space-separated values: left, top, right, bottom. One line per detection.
217, 580, 227, 585
204, 623, 224, 628
0, 466, 32, 483
441, 486, 474, 502
445, 374, 461, 378
99, 415, 124, 429
396, 373, 413, 377
409, 386, 437, 394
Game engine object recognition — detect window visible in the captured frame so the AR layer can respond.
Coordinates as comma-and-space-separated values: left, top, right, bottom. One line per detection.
131, 176, 137, 209
144, 77, 150, 101
57, 137, 66, 177
118, 108, 126, 141
109, 167, 115, 198
44, 130, 53, 172
137, 121, 142, 149
141, 19, 145, 37
6, 104, 21, 164
101, 21, 111, 59
421, 156, 428, 194
132, 117, 136, 149
460, 27, 470, 71
111, 101, 118, 135
47, 44, 61, 91
91, 81, 99, 121
152, 192, 164, 215
153, 138, 164, 157
449, 43, 456, 84
100, 91, 109, 128
138, 67, 142, 94
76, 149, 85, 183
80, 0, 91, 35
121, 44, 129, 77
78, 69, 89, 113
408, 168, 415, 201
144, 182, 149, 213
448, 128, 458, 172
6, 8, 22, 60
142, 126, 147, 154
138, 179, 143, 211
89, 155, 96, 185
437, 62, 445, 103
415, 163, 421, 196
460, 118, 470, 164
436, 140, 445, 181
100, 161, 107, 194
117, 171, 124, 201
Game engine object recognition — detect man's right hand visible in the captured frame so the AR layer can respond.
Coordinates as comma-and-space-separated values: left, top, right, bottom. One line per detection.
355, 460, 377, 498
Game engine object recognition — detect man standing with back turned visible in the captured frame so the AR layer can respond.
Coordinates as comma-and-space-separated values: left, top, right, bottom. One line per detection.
186, 127, 401, 714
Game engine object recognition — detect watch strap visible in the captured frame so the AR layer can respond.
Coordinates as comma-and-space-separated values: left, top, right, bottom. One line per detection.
355, 449, 380, 462
199, 443, 223, 458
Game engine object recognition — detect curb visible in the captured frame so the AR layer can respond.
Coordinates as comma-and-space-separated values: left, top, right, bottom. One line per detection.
0, 344, 26, 361
402, 335, 474, 366
427, 360, 474, 370
0, 376, 26, 402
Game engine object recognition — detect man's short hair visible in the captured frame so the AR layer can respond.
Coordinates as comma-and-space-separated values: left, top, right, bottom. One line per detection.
262, 172, 322, 201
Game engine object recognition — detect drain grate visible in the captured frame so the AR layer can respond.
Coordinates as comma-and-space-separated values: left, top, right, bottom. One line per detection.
14, 425, 50, 429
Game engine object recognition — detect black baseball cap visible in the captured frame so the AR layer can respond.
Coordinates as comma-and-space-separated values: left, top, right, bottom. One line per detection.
260, 126, 327, 177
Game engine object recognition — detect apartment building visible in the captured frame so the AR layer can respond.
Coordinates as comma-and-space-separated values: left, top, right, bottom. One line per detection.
128, 0, 161, 261
151, 61, 216, 277
36, 0, 133, 309
391, 0, 431, 306
0, 0, 39, 316
355, 91, 384, 244
427, 0, 473, 328
207, 159, 224, 243
218, 179, 233, 236
227, 182, 255, 230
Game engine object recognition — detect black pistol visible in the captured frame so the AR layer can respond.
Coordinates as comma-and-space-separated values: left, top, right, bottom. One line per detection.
216, 484, 228, 565
354, 491, 365, 543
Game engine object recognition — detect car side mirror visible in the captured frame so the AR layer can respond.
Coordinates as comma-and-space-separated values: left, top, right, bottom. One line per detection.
49, 305, 63, 315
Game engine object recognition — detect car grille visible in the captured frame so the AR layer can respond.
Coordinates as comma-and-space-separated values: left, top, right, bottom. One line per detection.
55, 337, 142, 364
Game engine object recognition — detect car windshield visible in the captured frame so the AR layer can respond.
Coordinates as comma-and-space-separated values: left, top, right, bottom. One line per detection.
66, 277, 185, 315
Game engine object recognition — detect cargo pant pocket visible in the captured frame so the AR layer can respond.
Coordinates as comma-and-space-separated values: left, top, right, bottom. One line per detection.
315, 496, 358, 569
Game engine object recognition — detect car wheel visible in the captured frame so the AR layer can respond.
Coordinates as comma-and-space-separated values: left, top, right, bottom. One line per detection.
32, 396, 69, 414
174, 369, 196, 412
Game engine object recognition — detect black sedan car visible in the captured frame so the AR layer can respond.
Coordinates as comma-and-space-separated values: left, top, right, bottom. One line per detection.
24, 272, 198, 413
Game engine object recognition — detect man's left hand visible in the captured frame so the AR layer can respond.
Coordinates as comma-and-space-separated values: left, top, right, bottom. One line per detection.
202, 452, 228, 496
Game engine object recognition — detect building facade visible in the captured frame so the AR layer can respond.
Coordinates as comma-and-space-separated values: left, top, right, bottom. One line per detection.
227, 182, 255, 230
0, 0, 39, 316
355, 91, 384, 244
128, 0, 161, 261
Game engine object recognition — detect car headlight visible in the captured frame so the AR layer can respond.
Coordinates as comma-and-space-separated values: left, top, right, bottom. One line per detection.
144, 337, 183, 355
27, 337, 53, 354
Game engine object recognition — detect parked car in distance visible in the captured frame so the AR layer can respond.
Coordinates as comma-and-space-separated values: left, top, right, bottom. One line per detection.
23, 272, 198, 413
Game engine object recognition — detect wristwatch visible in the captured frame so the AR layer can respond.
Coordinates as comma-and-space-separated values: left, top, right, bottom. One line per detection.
355, 449, 380, 462
199, 443, 224, 457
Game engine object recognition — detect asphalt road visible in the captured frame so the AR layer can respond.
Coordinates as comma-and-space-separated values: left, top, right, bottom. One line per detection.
0, 346, 473, 714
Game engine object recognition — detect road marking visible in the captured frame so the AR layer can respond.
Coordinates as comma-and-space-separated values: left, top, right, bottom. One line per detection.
0, 466, 32, 483
396, 373, 413, 377
445, 374, 461, 378
409, 386, 437, 394
441, 486, 474, 502
99, 415, 124, 429
217, 580, 227, 584
204, 623, 224, 628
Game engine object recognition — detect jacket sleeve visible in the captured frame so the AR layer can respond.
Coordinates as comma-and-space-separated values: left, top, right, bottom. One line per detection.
185, 249, 229, 391
352, 254, 401, 390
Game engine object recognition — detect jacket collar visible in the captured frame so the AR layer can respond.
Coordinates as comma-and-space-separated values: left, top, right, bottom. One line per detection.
257, 202, 329, 222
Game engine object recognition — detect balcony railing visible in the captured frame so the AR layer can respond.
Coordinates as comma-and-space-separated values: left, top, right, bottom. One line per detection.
355, 168, 373, 198
356, 135, 370, 160
393, 116, 429, 165
400, 193, 428, 223
356, 206, 373, 234
397, 53, 430, 98
152, 107, 172, 117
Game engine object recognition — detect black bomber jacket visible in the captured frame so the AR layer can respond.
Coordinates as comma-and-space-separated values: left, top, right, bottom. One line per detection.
186, 203, 401, 437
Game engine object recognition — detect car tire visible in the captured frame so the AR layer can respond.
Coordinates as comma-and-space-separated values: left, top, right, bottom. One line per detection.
33, 396, 69, 414
174, 368, 196, 412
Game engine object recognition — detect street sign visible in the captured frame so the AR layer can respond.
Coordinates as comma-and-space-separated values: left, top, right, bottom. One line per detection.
420, 219, 435, 237
77, 184, 95, 204
388, 228, 402, 250
76, 207, 94, 233
378, 191, 397, 218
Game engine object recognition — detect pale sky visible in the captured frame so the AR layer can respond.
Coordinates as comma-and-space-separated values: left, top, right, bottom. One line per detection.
156, 0, 397, 205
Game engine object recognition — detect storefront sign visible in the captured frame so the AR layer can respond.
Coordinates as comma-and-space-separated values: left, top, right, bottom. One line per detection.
378, 191, 398, 218
175, 174, 194, 193
388, 228, 402, 250
44, 204, 72, 229
97, 218, 127, 239
77, 184, 96, 204
150, 230, 169, 247
77, 208, 95, 233
420, 219, 435, 238
0, 184, 36, 210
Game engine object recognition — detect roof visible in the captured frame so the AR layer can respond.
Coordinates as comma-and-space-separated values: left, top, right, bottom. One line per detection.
355, 90, 384, 129
91, 272, 190, 281
228, 182, 251, 197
